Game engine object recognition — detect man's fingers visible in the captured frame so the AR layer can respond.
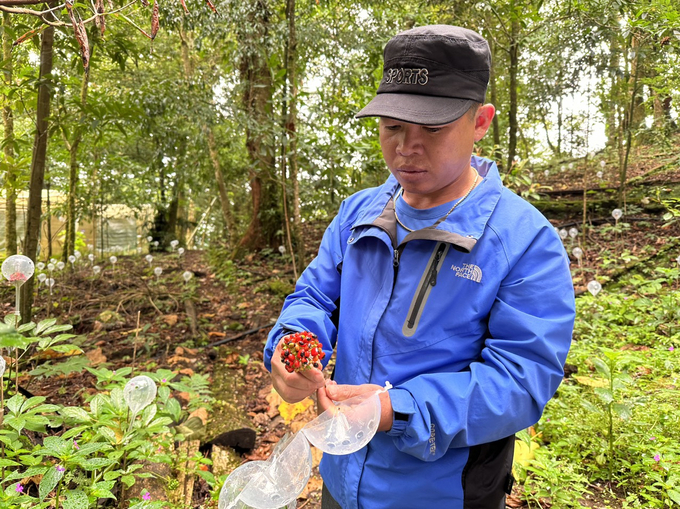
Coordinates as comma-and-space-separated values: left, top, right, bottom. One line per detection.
271, 363, 326, 404
299, 366, 325, 385
325, 383, 381, 402
316, 385, 334, 414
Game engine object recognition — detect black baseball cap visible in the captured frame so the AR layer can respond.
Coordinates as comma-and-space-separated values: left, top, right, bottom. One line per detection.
356, 25, 491, 125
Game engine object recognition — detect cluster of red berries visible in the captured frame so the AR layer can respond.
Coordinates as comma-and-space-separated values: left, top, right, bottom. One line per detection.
280, 331, 325, 373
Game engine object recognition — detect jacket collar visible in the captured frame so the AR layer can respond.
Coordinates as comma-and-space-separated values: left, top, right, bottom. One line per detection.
351, 156, 503, 253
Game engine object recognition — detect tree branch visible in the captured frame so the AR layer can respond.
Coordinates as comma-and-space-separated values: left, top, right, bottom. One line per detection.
0, 0, 45, 6
2, 0, 134, 28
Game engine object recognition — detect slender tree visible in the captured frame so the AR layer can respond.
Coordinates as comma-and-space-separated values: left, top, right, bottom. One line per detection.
2, 12, 16, 255
20, 22, 54, 323
282, 0, 304, 276
62, 71, 90, 261
233, 0, 280, 257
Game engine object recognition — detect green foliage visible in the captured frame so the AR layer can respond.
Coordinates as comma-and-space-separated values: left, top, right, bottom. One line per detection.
262, 279, 294, 300
500, 160, 553, 201
526, 266, 680, 507
0, 317, 214, 508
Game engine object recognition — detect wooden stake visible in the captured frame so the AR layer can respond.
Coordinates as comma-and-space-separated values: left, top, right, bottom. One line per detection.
131, 311, 140, 376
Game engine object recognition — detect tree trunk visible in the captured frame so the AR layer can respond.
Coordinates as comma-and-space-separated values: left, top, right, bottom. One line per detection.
167, 175, 182, 242
629, 33, 645, 129
206, 127, 236, 241
2, 12, 17, 255
150, 162, 169, 250
619, 35, 641, 208
556, 96, 563, 155
284, 0, 305, 276
63, 72, 90, 262
179, 26, 236, 243
233, 0, 279, 258
20, 23, 54, 323
488, 36, 502, 171
506, 16, 519, 172
90, 166, 98, 251
606, 33, 620, 146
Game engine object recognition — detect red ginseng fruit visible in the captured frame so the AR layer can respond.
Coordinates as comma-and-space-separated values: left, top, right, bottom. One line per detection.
280, 331, 325, 373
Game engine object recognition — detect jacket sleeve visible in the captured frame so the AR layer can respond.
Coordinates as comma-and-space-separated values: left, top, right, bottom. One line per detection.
263, 208, 349, 372
388, 224, 575, 461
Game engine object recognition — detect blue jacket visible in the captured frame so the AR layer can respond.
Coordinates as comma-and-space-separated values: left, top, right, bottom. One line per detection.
264, 157, 575, 509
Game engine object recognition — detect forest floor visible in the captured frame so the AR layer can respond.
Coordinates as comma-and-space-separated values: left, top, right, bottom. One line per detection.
6, 135, 680, 509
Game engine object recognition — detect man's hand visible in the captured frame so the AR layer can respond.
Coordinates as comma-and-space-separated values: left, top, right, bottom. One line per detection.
317, 382, 394, 432
271, 336, 325, 403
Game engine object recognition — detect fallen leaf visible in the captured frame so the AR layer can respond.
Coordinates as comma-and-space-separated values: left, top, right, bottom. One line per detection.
223, 352, 240, 364
266, 387, 283, 409
259, 385, 273, 400
621, 344, 650, 351
176, 392, 192, 404
85, 348, 107, 365
251, 412, 270, 427
119, 328, 143, 336
278, 398, 314, 424
168, 355, 192, 366
572, 375, 608, 388
513, 439, 539, 469
267, 405, 280, 419
189, 407, 209, 425
179, 368, 195, 376
208, 331, 226, 338
300, 476, 323, 499
636, 366, 652, 376
505, 494, 524, 508
163, 314, 179, 326
35, 347, 82, 360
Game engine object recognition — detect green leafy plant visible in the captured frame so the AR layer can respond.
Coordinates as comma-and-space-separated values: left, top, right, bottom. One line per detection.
579, 350, 633, 482
1, 317, 214, 508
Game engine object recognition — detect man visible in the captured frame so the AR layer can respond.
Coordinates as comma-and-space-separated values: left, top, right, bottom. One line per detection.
264, 25, 575, 509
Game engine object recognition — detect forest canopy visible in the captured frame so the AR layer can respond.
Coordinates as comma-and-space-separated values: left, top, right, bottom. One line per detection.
1, 0, 679, 265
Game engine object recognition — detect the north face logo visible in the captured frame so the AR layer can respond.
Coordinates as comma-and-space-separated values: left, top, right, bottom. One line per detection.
450, 263, 482, 283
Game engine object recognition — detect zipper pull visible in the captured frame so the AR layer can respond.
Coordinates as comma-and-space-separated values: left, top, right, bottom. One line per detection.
393, 249, 400, 268
429, 246, 444, 286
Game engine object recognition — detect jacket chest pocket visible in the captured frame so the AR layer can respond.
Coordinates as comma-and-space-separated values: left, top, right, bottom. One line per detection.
374, 243, 488, 360
402, 242, 450, 337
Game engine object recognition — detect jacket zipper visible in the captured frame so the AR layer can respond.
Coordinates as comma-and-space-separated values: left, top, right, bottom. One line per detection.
407, 243, 447, 329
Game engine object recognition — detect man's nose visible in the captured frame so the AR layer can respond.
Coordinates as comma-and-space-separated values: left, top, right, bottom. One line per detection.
397, 129, 422, 156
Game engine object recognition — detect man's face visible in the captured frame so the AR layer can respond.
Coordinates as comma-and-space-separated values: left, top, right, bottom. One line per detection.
379, 109, 484, 208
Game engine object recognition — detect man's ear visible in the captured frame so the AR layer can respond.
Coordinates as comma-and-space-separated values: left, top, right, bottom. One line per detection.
473, 104, 496, 142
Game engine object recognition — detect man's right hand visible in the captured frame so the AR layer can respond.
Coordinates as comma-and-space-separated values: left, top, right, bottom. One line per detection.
271, 336, 326, 403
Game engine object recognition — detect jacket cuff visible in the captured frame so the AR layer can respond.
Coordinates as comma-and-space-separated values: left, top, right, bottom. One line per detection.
386, 388, 416, 437
264, 328, 299, 371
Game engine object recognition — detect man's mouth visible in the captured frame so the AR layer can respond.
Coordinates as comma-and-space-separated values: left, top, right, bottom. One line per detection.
397, 166, 425, 174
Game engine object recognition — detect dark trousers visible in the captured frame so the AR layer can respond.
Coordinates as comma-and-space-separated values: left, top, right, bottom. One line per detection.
322, 484, 343, 509
321, 483, 506, 508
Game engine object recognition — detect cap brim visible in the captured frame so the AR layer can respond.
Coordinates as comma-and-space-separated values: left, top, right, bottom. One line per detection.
356, 94, 473, 125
